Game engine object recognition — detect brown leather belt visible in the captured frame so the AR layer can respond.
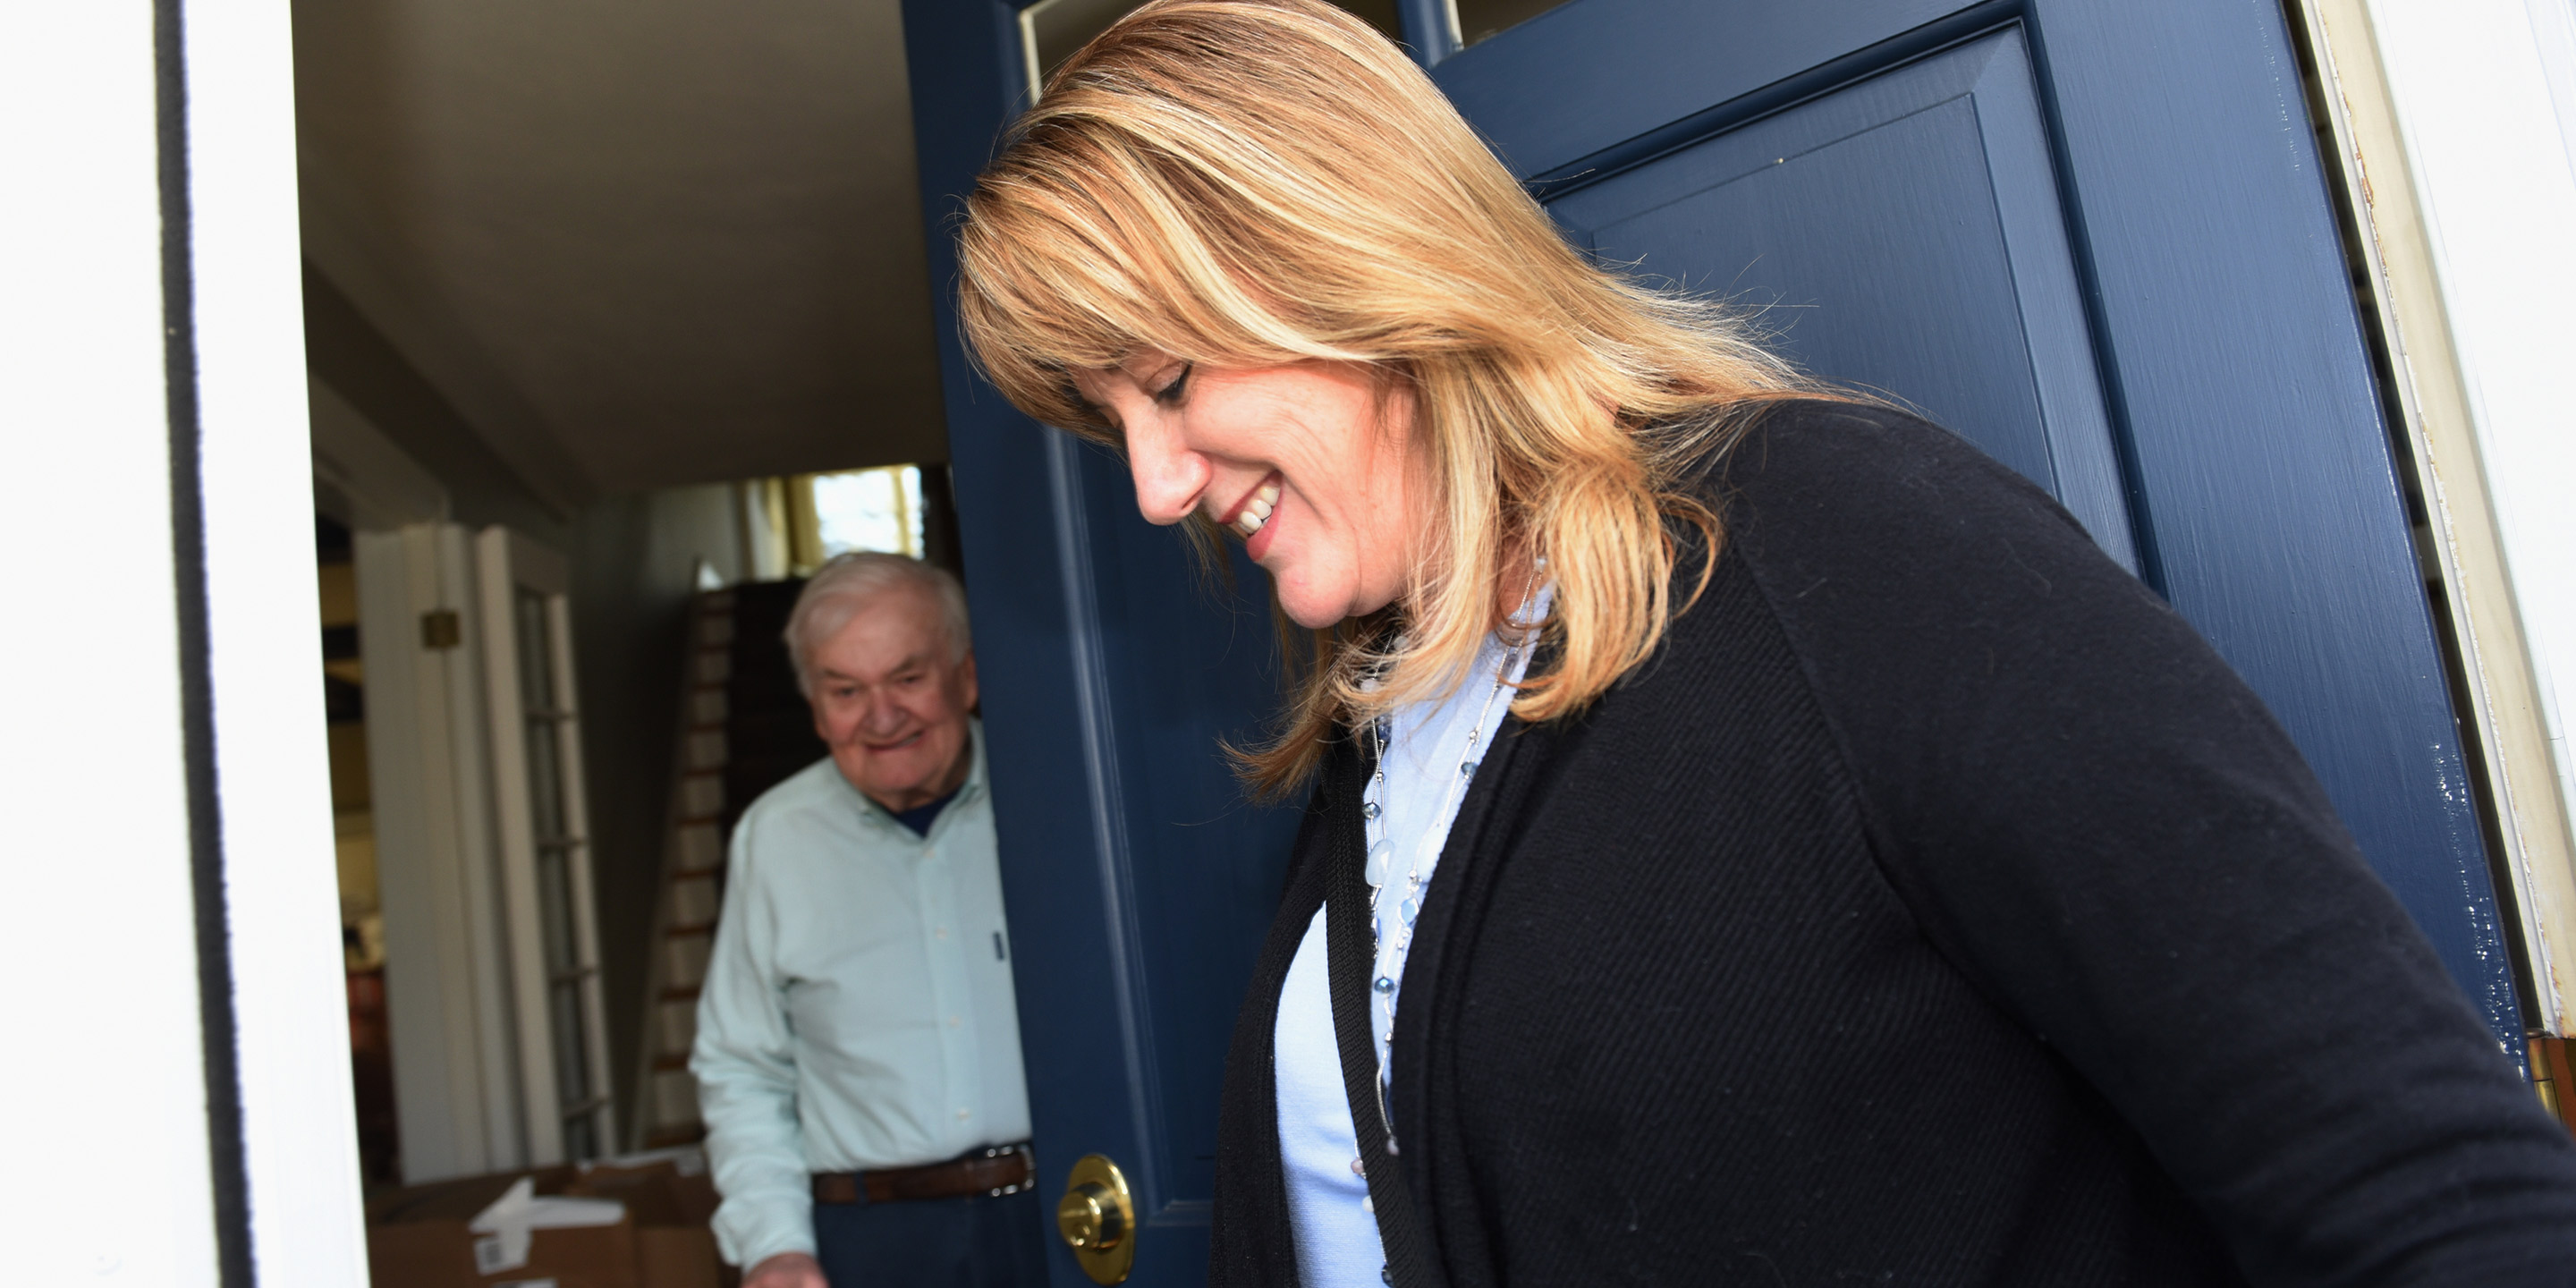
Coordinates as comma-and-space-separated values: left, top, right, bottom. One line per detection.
811, 1143, 1033, 1205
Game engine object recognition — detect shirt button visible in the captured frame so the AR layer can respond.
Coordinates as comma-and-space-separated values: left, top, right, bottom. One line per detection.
948, 1015, 962, 1029
956, 1108, 972, 1121
935, 926, 949, 939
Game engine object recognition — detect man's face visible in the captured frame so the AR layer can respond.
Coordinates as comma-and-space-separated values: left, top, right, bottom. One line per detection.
808, 583, 979, 814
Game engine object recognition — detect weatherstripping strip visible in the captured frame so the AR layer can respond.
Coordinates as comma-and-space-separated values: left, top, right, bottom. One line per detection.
155, 0, 255, 1282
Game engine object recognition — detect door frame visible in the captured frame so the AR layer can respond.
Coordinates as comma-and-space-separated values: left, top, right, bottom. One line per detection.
2295, 0, 2576, 1036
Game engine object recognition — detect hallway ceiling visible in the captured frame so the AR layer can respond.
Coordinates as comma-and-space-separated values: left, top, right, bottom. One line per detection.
293, 0, 947, 505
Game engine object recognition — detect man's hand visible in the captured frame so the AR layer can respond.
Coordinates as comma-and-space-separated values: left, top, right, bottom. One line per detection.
744, 1251, 828, 1288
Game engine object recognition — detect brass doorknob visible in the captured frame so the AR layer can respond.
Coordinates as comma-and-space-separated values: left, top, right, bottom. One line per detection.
1055, 1154, 1137, 1284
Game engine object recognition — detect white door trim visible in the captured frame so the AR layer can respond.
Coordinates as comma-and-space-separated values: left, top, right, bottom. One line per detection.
189, 0, 374, 1277
3, 0, 369, 1281
3, 4, 237, 1279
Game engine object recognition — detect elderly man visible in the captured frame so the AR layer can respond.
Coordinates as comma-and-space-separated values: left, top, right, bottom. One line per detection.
693, 553, 1043, 1288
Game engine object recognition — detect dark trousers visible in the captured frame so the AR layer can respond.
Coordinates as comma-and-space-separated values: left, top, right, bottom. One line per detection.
812, 1186, 1050, 1288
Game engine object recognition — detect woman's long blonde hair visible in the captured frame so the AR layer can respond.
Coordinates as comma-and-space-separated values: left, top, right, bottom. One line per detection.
956, 0, 1829, 795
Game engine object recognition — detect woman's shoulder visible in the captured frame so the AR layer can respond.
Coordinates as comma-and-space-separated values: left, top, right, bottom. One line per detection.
1694, 398, 2080, 541
1664, 394, 2190, 716
1684, 397, 2138, 614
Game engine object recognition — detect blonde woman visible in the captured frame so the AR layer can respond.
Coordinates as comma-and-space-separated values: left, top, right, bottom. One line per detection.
955, 2, 2576, 1284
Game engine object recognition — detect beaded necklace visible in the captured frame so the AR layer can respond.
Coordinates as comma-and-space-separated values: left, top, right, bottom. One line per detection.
1360, 627, 1528, 1152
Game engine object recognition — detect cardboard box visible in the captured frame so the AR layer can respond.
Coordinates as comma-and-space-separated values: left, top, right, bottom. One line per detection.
636, 1226, 722, 1288
367, 1156, 725, 1288
367, 1166, 638, 1288
565, 1161, 721, 1288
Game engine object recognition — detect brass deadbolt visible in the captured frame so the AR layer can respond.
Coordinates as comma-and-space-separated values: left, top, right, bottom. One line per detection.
1057, 1182, 1122, 1249
1055, 1154, 1137, 1284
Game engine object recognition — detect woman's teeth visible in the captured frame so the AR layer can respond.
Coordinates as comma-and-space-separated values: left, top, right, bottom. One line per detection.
1233, 479, 1281, 537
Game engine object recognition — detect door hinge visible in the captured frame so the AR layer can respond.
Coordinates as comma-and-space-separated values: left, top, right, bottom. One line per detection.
2529, 1036, 2575, 1136
421, 608, 463, 649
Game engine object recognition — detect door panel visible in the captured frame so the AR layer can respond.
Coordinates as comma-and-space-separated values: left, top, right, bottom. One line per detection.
1551, 30, 2133, 568
1433, 0, 1981, 176
1437, 0, 2519, 1054
1087, 451, 1304, 1210
1034, 431, 1301, 1223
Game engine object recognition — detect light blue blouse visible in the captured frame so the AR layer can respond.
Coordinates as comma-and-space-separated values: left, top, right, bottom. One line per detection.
1274, 600, 1547, 1288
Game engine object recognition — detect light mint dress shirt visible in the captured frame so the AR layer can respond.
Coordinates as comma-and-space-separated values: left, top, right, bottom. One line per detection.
691, 721, 1031, 1268
1275, 598, 1546, 1288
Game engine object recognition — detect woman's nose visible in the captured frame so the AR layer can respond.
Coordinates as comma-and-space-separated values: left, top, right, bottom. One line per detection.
1124, 417, 1208, 527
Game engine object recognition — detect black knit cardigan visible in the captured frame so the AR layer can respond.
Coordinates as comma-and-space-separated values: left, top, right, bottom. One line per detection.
1206, 402, 2576, 1286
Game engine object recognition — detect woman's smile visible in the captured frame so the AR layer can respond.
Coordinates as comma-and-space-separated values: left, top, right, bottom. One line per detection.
1223, 471, 1283, 537
1225, 471, 1285, 559
1076, 358, 1423, 628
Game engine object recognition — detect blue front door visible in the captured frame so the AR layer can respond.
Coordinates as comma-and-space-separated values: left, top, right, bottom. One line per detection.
902, 4, 2521, 1285
1435, 0, 2518, 1052
902, 9, 1308, 1286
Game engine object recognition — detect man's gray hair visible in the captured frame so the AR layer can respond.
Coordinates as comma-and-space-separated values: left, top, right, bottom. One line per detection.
784, 552, 972, 694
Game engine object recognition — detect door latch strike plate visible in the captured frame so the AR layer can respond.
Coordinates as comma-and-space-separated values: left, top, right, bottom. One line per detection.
421, 608, 462, 649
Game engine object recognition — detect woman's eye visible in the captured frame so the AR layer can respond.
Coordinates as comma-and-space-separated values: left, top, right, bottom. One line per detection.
1153, 363, 1193, 405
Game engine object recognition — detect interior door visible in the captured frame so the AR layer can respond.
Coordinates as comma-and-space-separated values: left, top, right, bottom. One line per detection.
360, 521, 527, 1182
477, 526, 622, 1163
902, 1, 2526, 1284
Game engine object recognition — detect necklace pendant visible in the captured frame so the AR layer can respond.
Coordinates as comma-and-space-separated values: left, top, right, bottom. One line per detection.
1364, 839, 1391, 887
1399, 894, 1420, 926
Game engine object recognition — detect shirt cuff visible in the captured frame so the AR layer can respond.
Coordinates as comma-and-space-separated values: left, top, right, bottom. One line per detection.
712, 1188, 818, 1269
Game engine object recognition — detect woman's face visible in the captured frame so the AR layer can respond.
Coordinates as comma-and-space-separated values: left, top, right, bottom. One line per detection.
1076, 353, 1424, 629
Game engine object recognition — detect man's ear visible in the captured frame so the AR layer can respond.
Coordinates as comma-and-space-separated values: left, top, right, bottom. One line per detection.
959, 649, 979, 715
